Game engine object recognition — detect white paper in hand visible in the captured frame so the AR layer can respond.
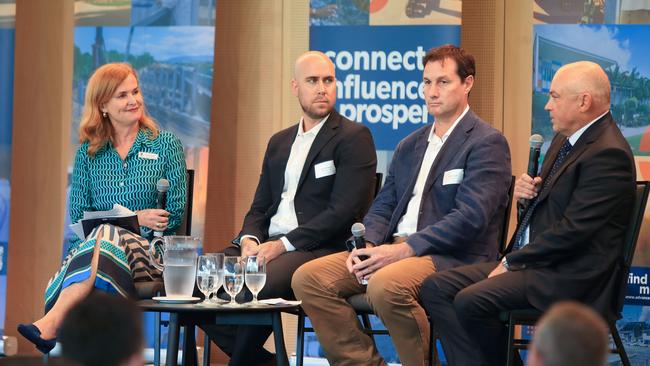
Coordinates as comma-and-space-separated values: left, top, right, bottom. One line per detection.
258, 298, 302, 306
70, 204, 137, 240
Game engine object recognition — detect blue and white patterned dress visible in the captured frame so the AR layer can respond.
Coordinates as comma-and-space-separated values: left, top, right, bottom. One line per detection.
45, 129, 187, 312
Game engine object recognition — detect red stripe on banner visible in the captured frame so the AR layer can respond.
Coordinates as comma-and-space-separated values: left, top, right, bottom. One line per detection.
639, 125, 650, 152
369, 0, 388, 13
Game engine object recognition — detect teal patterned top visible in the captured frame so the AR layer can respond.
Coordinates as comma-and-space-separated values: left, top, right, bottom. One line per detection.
68, 129, 187, 248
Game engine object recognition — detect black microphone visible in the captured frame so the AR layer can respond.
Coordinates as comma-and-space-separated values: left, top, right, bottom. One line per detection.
519, 135, 544, 220
154, 178, 170, 237
527, 134, 544, 177
351, 222, 369, 261
351, 222, 369, 284
351, 222, 367, 251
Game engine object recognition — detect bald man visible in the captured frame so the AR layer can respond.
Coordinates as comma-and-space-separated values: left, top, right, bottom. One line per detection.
202, 51, 377, 366
422, 61, 636, 366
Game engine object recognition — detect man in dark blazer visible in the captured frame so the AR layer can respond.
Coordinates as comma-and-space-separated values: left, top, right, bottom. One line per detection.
203, 51, 377, 366
422, 61, 636, 366
292, 45, 512, 366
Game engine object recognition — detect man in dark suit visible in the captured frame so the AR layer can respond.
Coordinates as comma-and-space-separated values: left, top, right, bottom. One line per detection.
292, 45, 512, 366
204, 51, 377, 366
422, 61, 636, 366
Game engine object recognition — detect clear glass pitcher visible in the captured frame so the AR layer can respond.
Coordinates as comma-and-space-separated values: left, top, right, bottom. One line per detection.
149, 236, 201, 297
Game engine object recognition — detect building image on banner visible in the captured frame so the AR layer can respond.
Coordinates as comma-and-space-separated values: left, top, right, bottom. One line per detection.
533, 22, 650, 364
534, 0, 650, 24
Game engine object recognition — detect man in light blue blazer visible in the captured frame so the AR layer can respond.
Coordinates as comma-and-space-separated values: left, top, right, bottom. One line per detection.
292, 45, 512, 366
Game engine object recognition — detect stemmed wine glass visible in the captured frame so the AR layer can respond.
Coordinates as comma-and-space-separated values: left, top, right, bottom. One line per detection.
196, 255, 218, 305
223, 256, 245, 306
245, 256, 267, 305
206, 253, 225, 304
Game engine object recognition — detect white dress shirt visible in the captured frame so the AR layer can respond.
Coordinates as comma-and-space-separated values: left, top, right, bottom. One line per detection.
242, 115, 329, 251
393, 106, 469, 238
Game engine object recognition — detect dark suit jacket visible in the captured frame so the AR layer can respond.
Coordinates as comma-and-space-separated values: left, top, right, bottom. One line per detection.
235, 110, 377, 255
504, 113, 636, 316
363, 110, 512, 271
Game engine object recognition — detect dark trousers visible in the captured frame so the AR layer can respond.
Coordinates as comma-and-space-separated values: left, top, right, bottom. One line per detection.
421, 261, 530, 366
201, 246, 320, 366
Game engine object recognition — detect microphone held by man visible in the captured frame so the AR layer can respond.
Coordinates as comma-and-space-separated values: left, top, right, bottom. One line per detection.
519, 134, 544, 218
348, 222, 369, 284
527, 134, 544, 178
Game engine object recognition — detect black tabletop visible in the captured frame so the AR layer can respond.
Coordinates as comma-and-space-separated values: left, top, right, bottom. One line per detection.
137, 300, 300, 314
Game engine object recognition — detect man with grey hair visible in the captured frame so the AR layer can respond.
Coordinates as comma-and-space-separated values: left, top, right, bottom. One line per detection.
528, 301, 608, 366
422, 61, 635, 365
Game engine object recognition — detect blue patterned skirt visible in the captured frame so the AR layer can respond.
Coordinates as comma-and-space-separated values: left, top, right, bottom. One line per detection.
44, 224, 162, 312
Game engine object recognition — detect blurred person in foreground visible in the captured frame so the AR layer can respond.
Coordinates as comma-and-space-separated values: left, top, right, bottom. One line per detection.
59, 292, 144, 366
528, 301, 608, 366
18, 62, 186, 354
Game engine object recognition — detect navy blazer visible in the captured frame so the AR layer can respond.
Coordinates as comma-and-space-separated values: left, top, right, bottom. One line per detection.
236, 110, 377, 254
363, 110, 512, 271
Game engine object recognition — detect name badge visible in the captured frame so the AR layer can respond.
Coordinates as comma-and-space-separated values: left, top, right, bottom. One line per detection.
442, 169, 464, 185
138, 152, 159, 160
314, 160, 336, 179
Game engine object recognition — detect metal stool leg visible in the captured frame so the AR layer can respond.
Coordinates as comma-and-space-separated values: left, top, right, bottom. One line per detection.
202, 332, 210, 366
506, 319, 516, 366
610, 323, 631, 366
296, 310, 306, 366
154, 312, 161, 366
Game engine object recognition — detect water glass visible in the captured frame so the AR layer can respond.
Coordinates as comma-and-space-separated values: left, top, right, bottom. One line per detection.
207, 253, 225, 304
196, 255, 218, 304
223, 256, 244, 306
245, 256, 267, 305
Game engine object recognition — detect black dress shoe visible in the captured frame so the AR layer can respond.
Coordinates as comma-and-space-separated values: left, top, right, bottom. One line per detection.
17, 323, 56, 354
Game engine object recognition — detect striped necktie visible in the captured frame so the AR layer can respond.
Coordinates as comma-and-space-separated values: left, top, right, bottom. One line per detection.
512, 139, 572, 250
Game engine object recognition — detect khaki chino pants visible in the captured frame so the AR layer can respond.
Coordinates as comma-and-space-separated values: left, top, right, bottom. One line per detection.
292, 250, 436, 366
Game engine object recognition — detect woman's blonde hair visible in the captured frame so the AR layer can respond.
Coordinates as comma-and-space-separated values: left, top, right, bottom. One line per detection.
79, 63, 159, 156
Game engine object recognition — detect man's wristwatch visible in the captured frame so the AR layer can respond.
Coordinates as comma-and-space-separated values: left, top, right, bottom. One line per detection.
501, 256, 510, 270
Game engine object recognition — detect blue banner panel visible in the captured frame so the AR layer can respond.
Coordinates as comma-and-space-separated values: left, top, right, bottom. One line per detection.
626, 267, 650, 306
310, 25, 460, 150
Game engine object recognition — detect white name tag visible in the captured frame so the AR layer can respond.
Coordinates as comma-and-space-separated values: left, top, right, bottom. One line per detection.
442, 169, 464, 185
138, 152, 159, 160
314, 160, 336, 179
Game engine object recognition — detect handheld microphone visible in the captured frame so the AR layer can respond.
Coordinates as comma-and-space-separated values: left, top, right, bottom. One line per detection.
351, 222, 367, 251
154, 178, 170, 237
351, 223, 369, 284
520, 135, 544, 220
527, 134, 544, 177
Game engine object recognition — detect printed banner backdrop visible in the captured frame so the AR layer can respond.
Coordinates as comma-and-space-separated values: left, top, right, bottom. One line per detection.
311, 25, 459, 150
308, 0, 461, 363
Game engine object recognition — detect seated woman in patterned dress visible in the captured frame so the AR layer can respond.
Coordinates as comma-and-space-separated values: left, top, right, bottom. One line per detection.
17, 62, 187, 354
